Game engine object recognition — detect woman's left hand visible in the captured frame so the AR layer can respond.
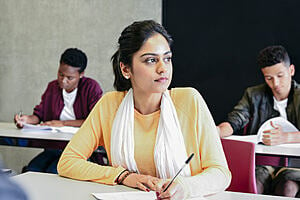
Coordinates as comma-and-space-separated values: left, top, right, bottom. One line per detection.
41, 120, 64, 127
155, 180, 185, 200
122, 173, 161, 192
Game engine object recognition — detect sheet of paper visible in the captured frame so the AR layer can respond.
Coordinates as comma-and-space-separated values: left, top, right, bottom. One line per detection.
257, 117, 299, 143
22, 123, 53, 132
22, 123, 79, 134
92, 191, 157, 200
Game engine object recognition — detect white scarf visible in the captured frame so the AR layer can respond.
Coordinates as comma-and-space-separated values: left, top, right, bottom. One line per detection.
111, 89, 191, 179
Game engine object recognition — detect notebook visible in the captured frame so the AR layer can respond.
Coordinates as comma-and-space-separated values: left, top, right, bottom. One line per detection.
257, 117, 299, 143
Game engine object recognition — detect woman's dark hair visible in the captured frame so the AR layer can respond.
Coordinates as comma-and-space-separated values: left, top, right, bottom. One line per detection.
60, 48, 88, 73
257, 45, 290, 69
111, 20, 173, 91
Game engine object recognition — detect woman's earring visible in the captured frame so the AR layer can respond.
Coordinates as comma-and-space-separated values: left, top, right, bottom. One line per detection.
124, 75, 129, 79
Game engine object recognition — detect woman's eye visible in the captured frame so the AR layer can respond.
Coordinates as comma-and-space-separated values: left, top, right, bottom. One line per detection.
164, 56, 172, 63
145, 58, 157, 63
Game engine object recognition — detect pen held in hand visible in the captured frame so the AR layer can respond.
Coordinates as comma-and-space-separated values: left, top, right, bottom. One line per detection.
162, 153, 194, 192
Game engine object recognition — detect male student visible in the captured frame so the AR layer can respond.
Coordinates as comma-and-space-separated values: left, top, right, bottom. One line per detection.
218, 45, 300, 197
14, 48, 103, 173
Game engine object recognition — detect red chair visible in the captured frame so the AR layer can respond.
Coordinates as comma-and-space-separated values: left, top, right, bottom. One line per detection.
221, 138, 257, 194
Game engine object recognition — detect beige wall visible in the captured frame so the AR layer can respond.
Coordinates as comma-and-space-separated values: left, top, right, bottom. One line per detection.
0, 0, 162, 121
0, 0, 162, 173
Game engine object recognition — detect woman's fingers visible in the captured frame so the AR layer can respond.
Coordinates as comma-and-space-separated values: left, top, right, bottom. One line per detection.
136, 182, 150, 192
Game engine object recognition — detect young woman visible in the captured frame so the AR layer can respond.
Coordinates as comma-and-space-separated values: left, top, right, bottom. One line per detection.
58, 20, 231, 199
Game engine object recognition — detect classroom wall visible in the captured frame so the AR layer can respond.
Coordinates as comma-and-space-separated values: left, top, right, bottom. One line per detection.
0, 0, 162, 173
0, 0, 162, 122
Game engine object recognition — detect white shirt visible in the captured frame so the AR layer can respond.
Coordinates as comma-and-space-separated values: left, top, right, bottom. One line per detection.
273, 96, 288, 120
60, 88, 78, 121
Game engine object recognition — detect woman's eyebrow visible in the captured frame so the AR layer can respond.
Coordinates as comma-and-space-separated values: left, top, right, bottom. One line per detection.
140, 51, 172, 57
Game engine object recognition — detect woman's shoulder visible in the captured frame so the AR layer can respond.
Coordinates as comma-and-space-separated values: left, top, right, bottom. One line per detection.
170, 87, 205, 111
170, 87, 202, 102
98, 90, 126, 108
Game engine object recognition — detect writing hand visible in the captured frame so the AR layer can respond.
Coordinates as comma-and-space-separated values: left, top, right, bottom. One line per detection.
155, 180, 184, 200
262, 121, 286, 146
14, 114, 27, 129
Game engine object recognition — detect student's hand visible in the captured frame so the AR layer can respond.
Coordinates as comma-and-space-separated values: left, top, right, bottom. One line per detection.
155, 180, 185, 200
14, 114, 29, 129
262, 121, 286, 146
41, 120, 64, 127
122, 173, 161, 192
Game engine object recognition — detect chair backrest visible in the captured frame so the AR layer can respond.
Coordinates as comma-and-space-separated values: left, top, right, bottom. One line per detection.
221, 138, 257, 194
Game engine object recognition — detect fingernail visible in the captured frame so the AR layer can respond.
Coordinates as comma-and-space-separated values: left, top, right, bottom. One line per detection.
146, 188, 150, 192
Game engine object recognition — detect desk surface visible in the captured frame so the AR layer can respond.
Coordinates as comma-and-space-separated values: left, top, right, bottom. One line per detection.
0, 122, 73, 141
225, 135, 300, 158
12, 172, 297, 200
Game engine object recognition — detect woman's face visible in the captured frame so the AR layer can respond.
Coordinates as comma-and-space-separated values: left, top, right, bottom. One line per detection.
126, 33, 172, 94
57, 63, 83, 93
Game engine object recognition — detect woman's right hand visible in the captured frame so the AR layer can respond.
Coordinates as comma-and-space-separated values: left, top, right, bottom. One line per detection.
122, 173, 161, 192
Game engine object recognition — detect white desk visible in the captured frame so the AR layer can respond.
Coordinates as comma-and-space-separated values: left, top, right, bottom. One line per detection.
0, 122, 15, 131
225, 135, 300, 158
0, 122, 73, 141
12, 172, 298, 200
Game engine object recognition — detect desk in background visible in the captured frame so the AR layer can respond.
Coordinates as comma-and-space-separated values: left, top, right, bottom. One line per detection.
12, 172, 298, 200
0, 122, 107, 165
224, 135, 300, 167
0, 122, 73, 149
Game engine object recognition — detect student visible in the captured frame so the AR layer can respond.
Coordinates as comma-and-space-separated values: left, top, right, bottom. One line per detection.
14, 48, 103, 173
218, 45, 300, 197
58, 20, 231, 200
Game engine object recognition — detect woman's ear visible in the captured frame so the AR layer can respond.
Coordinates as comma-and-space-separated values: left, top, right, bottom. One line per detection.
120, 62, 130, 79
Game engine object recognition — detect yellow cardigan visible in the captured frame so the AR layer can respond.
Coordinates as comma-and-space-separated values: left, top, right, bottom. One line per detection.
58, 87, 231, 198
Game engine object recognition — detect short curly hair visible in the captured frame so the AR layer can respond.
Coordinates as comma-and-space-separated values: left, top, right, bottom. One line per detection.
60, 48, 88, 73
257, 45, 290, 69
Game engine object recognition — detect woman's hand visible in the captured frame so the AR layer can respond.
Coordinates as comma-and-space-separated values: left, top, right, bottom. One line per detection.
155, 180, 185, 200
122, 173, 161, 192
41, 120, 64, 127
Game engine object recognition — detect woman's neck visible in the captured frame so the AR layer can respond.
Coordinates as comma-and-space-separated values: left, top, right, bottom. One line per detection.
133, 91, 163, 115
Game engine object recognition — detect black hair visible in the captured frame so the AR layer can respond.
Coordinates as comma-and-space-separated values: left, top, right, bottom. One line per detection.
257, 45, 290, 69
111, 20, 173, 91
60, 48, 88, 73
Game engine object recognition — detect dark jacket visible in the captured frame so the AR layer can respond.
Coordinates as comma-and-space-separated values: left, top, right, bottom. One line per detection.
227, 80, 300, 135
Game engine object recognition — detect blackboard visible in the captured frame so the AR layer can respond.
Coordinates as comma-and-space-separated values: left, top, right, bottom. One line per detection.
163, 0, 300, 123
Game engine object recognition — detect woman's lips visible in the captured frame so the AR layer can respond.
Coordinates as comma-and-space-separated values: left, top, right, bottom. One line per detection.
155, 77, 168, 83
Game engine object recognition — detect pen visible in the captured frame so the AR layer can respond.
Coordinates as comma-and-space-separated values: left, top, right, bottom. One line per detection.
162, 153, 194, 192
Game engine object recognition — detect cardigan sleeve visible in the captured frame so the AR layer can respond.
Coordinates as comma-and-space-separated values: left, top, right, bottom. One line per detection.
176, 89, 231, 198
57, 95, 125, 185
